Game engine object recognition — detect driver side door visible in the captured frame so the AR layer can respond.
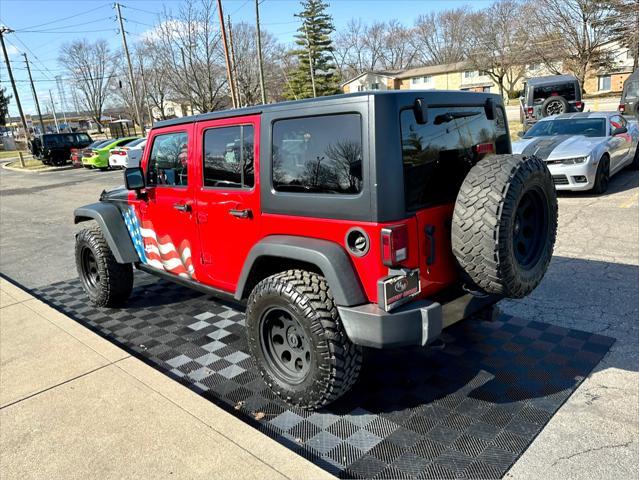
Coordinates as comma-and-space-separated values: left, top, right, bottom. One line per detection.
132, 126, 200, 280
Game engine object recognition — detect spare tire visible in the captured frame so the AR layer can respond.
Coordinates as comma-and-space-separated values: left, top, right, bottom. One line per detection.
452, 154, 557, 298
541, 95, 569, 117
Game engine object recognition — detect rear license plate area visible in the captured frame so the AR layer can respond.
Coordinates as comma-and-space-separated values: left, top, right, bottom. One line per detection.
378, 269, 421, 311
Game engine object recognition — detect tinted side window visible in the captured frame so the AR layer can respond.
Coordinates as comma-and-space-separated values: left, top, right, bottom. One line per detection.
147, 132, 188, 187
400, 107, 499, 211
203, 125, 254, 188
272, 114, 362, 194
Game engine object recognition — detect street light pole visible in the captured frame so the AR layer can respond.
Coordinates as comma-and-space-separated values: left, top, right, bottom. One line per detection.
216, 0, 238, 108
49, 90, 59, 133
22, 53, 45, 134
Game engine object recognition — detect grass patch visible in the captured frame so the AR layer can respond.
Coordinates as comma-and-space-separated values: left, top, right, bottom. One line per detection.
0, 150, 27, 160
6, 158, 48, 170
509, 121, 523, 142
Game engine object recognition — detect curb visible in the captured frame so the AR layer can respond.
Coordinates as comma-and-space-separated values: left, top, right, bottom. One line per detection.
2, 162, 75, 174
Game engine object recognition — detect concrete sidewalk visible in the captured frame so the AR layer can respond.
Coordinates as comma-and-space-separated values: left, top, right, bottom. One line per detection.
0, 278, 333, 480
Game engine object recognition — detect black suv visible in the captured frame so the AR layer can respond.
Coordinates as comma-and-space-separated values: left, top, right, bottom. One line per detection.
619, 69, 638, 118
520, 74, 584, 131
30, 132, 93, 166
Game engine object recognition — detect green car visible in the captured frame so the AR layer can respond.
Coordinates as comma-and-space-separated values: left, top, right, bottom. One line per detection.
82, 137, 139, 169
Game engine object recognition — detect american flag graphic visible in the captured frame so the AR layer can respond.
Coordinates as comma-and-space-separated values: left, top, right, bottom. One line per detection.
122, 206, 196, 279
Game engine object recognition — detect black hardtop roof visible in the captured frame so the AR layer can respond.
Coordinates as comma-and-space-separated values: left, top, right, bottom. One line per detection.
152, 90, 503, 130
527, 74, 579, 86
626, 69, 639, 82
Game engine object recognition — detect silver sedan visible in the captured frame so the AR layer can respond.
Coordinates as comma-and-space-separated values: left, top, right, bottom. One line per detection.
512, 112, 639, 193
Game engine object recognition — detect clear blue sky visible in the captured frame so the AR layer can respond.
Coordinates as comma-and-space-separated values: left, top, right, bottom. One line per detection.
1, 0, 492, 116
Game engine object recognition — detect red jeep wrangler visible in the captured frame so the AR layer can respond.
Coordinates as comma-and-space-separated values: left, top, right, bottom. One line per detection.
74, 91, 557, 410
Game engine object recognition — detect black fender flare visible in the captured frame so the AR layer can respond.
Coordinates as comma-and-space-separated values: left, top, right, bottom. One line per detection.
74, 202, 139, 264
235, 235, 367, 307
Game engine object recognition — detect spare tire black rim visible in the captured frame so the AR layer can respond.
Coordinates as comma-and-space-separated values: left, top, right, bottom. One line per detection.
80, 246, 100, 291
259, 307, 311, 385
513, 187, 548, 269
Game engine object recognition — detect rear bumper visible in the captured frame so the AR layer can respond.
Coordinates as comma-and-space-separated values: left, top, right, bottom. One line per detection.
338, 292, 501, 348
82, 155, 105, 167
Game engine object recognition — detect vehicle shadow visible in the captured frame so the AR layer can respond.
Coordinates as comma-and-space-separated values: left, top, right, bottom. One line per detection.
557, 168, 639, 198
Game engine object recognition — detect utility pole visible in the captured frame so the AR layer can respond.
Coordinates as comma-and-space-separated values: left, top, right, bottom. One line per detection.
0, 27, 30, 139
216, 0, 237, 108
227, 15, 240, 108
22, 53, 45, 134
303, 23, 316, 98
255, 0, 267, 104
138, 58, 154, 127
115, 3, 145, 135
49, 90, 59, 133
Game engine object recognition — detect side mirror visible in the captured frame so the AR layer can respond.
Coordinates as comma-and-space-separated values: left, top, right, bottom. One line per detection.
612, 126, 628, 136
413, 97, 428, 124
125, 166, 145, 191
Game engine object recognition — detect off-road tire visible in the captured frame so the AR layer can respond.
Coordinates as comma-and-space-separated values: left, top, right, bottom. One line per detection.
592, 155, 610, 194
75, 224, 133, 307
541, 95, 569, 117
452, 154, 558, 298
246, 270, 362, 410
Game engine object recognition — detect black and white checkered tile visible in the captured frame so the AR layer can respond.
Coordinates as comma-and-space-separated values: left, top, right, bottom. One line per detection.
32, 274, 614, 479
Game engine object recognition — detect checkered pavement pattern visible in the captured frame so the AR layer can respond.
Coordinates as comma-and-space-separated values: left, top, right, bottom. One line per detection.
33, 275, 614, 479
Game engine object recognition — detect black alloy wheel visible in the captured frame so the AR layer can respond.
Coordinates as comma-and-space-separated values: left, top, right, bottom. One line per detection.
513, 187, 549, 270
593, 156, 610, 194
79, 246, 100, 293
545, 99, 566, 115
259, 306, 312, 384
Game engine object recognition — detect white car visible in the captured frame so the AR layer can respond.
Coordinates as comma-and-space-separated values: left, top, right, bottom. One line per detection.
108, 138, 147, 169
512, 112, 639, 193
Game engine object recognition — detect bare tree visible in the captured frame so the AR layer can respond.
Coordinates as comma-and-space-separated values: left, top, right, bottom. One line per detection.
152, 0, 228, 113
136, 40, 173, 120
595, 0, 639, 70
467, 0, 530, 100
412, 9, 471, 65
527, 0, 615, 91
58, 39, 118, 132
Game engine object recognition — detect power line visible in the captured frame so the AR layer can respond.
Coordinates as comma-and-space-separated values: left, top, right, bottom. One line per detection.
15, 17, 115, 33
14, 3, 111, 31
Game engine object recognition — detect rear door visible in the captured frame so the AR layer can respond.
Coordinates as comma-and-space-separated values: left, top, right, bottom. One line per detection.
193, 115, 260, 293
608, 115, 631, 171
400, 104, 509, 293
133, 125, 199, 279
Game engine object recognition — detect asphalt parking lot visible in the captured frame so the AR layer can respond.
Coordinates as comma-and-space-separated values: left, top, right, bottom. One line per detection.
1, 164, 638, 478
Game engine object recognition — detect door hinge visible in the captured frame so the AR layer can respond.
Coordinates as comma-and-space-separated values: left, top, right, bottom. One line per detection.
201, 253, 213, 264
197, 212, 208, 224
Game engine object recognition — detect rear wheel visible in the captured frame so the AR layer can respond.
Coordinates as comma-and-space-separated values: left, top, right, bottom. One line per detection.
75, 225, 133, 307
592, 155, 610, 194
452, 154, 558, 298
246, 270, 362, 410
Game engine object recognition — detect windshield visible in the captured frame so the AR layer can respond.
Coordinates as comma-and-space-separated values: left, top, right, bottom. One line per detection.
524, 118, 606, 138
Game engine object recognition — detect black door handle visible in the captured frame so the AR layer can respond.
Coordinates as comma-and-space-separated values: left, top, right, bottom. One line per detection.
229, 208, 252, 219
173, 203, 191, 212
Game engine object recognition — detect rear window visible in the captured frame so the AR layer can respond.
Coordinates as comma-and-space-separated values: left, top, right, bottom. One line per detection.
533, 82, 576, 103
126, 138, 146, 148
74, 133, 91, 144
272, 114, 363, 194
624, 80, 639, 99
400, 106, 507, 211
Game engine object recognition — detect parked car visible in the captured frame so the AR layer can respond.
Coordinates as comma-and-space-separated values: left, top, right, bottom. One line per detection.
82, 137, 139, 170
71, 139, 111, 168
520, 74, 584, 131
74, 91, 558, 409
108, 137, 147, 169
513, 112, 639, 194
29, 132, 93, 166
619, 69, 638, 118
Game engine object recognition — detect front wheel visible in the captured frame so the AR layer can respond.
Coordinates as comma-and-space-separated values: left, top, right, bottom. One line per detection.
246, 270, 362, 410
592, 155, 610, 194
75, 225, 133, 307
628, 146, 639, 170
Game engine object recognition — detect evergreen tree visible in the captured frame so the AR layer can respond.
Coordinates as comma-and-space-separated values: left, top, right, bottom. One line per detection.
286, 0, 340, 99
0, 87, 11, 127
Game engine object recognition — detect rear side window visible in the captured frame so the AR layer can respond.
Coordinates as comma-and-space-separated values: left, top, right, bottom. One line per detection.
272, 114, 363, 194
400, 106, 503, 211
147, 132, 188, 187
203, 125, 254, 188
75, 133, 91, 144
533, 83, 576, 103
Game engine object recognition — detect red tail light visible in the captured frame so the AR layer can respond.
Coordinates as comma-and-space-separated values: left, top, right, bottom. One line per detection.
575, 101, 583, 110
473, 143, 494, 155
619, 104, 625, 113
526, 107, 534, 116
381, 225, 408, 267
